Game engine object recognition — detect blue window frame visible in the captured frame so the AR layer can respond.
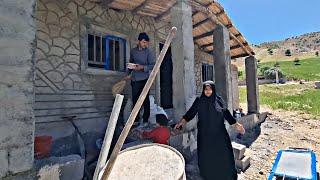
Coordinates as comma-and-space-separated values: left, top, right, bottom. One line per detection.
87, 34, 126, 71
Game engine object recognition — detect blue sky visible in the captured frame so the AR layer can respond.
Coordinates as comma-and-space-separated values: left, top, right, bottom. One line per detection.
218, 0, 320, 45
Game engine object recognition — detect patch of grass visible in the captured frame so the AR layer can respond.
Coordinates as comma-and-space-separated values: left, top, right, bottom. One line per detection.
259, 57, 320, 81
238, 70, 246, 81
258, 52, 315, 63
239, 84, 320, 116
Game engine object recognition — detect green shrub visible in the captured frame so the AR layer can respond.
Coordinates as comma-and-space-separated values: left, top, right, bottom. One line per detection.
259, 66, 270, 76
274, 62, 280, 67
294, 58, 301, 65
264, 67, 284, 79
285, 49, 292, 56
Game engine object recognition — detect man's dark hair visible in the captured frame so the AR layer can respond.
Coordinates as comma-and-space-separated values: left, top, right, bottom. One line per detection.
156, 114, 168, 126
138, 32, 149, 41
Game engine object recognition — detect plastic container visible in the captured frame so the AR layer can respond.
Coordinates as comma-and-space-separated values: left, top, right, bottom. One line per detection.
34, 135, 53, 159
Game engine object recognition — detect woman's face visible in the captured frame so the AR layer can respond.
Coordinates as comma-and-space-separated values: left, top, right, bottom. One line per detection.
204, 85, 213, 97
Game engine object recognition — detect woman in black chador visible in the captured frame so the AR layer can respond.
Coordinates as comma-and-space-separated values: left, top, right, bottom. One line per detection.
175, 81, 245, 180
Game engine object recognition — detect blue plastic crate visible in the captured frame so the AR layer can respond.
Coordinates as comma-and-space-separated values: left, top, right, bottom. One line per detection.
268, 148, 317, 180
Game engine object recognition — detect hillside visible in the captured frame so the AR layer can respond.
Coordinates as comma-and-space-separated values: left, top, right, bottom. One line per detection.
252, 31, 320, 62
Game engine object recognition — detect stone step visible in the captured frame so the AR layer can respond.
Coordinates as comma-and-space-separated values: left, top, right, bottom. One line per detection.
235, 156, 250, 171
232, 142, 246, 160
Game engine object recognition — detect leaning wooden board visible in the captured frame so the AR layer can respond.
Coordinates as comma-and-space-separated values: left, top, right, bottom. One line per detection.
100, 27, 177, 180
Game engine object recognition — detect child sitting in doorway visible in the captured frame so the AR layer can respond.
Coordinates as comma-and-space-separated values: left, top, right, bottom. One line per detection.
139, 114, 170, 145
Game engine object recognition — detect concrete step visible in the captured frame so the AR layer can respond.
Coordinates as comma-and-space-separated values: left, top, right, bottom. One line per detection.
235, 156, 250, 171
232, 142, 246, 160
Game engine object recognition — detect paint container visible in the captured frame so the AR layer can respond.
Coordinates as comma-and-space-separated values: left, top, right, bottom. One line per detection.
34, 135, 52, 159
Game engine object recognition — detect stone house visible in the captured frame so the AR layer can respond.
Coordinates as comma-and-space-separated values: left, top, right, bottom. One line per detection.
0, 0, 259, 178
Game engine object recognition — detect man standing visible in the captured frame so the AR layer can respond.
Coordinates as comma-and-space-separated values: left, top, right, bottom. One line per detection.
124, 32, 155, 127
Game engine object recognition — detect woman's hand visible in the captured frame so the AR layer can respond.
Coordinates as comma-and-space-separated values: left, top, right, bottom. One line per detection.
234, 122, 245, 135
174, 118, 187, 129
123, 75, 131, 81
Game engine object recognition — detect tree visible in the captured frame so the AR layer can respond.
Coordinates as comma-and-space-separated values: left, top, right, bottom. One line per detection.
285, 49, 292, 56
316, 51, 319, 57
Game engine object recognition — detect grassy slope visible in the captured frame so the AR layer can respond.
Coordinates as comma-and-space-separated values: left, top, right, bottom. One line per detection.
238, 57, 320, 81
240, 84, 320, 116
259, 57, 320, 81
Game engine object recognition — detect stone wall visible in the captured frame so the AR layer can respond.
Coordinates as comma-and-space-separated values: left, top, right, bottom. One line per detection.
194, 45, 214, 94
0, 0, 36, 177
34, 0, 161, 139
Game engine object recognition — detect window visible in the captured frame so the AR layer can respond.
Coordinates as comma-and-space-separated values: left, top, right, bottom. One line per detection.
88, 34, 126, 71
202, 63, 214, 81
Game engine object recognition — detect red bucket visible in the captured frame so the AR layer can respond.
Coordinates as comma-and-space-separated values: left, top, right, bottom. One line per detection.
34, 136, 52, 159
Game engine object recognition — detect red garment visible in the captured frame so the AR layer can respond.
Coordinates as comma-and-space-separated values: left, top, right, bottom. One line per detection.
143, 126, 170, 145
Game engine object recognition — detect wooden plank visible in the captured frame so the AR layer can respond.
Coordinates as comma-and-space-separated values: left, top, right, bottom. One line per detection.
34, 100, 114, 109
154, 1, 177, 21
35, 112, 110, 123
190, 0, 255, 57
235, 33, 242, 38
34, 105, 113, 111
193, 18, 211, 28
230, 43, 248, 50
35, 115, 109, 124
35, 94, 114, 102
34, 107, 111, 117
231, 53, 249, 59
200, 42, 214, 49
194, 30, 214, 41
226, 24, 233, 28
93, 94, 124, 180
100, 27, 177, 180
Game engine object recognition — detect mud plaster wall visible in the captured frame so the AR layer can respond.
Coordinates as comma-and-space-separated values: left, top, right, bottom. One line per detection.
34, 0, 165, 140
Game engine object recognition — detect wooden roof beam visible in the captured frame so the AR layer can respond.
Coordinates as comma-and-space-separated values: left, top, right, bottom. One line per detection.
191, 0, 254, 57
132, 0, 149, 13
200, 42, 214, 49
155, 2, 177, 21
230, 43, 248, 50
193, 18, 211, 28
235, 33, 242, 38
203, 51, 250, 59
216, 10, 225, 16
231, 53, 249, 59
194, 30, 214, 41
226, 24, 233, 28
192, 11, 199, 16
204, 42, 249, 54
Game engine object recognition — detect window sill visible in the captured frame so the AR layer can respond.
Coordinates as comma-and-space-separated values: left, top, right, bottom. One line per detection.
84, 68, 127, 76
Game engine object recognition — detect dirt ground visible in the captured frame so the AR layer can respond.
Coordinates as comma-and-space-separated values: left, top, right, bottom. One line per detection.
238, 105, 320, 179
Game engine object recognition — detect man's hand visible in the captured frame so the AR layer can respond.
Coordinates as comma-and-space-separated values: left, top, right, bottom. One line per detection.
127, 63, 144, 71
135, 64, 144, 71
174, 118, 187, 129
234, 122, 245, 135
